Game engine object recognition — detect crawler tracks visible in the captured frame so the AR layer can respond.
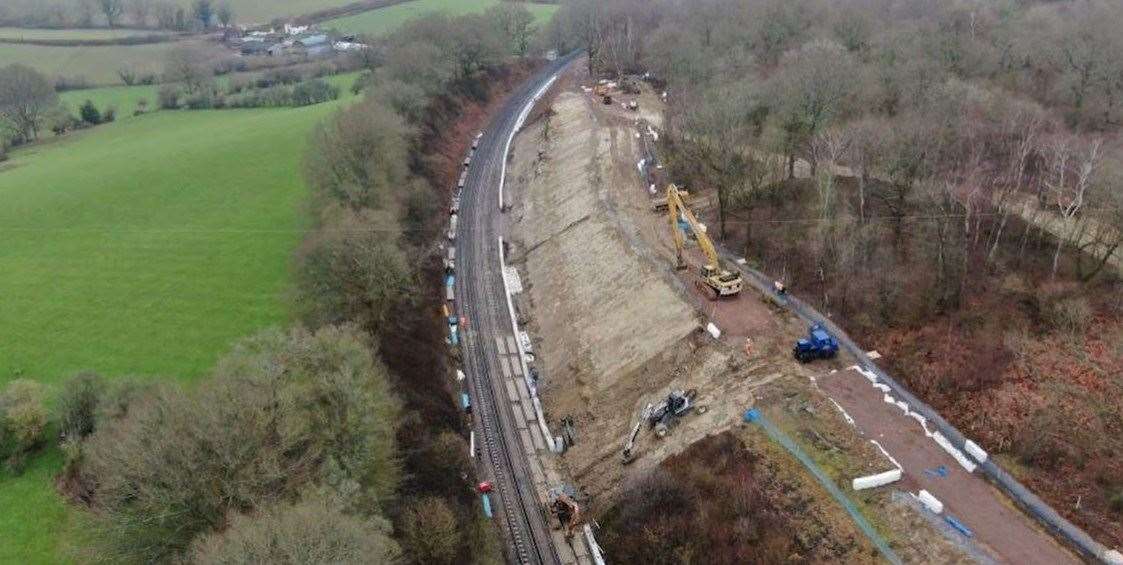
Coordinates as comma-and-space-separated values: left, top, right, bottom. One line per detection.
455, 55, 578, 565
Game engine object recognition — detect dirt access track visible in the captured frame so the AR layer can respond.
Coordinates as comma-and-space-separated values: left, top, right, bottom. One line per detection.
498, 67, 1089, 563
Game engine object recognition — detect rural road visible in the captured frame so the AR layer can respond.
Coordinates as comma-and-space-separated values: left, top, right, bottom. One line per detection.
455, 54, 579, 565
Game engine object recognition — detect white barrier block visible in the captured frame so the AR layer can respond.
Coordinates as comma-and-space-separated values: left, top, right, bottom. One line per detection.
917, 490, 944, 514
933, 431, 977, 473
895, 400, 910, 414
883, 394, 896, 405
964, 439, 988, 463
1102, 549, 1123, 564
852, 469, 902, 490
873, 383, 891, 393
706, 322, 721, 339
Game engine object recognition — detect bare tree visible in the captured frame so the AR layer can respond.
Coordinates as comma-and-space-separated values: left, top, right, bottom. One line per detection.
768, 40, 858, 179
153, 0, 176, 29
162, 46, 213, 94
215, 1, 232, 27
488, 3, 536, 57
1041, 135, 1103, 277
0, 64, 59, 142
843, 118, 888, 224
98, 0, 125, 27
191, 0, 212, 29
809, 127, 849, 219
127, 0, 151, 27
191, 495, 400, 563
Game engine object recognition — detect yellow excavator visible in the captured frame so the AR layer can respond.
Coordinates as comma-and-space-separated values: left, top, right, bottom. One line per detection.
665, 183, 743, 299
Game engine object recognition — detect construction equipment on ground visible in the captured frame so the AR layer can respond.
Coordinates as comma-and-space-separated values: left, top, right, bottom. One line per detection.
621, 389, 701, 464
664, 184, 743, 298
650, 188, 689, 212
548, 487, 582, 539
649, 389, 697, 437
793, 323, 839, 362
621, 403, 653, 464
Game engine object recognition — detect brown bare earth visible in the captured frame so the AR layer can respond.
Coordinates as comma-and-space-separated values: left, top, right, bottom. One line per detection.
504, 71, 988, 563
819, 368, 1079, 564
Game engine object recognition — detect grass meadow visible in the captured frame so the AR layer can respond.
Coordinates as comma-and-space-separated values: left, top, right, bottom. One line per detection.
325, 0, 558, 36
0, 89, 358, 563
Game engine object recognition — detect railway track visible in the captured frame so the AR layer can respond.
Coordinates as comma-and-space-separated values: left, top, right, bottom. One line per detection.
455, 55, 578, 565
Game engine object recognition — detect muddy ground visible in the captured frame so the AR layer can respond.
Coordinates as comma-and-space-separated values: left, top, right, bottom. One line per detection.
504, 69, 984, 563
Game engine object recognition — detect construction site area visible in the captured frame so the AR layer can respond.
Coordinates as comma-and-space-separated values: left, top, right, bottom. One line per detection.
495, 63, 1105, 563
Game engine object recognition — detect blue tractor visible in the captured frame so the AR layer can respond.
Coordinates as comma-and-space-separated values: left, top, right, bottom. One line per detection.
793, 324, 839, 363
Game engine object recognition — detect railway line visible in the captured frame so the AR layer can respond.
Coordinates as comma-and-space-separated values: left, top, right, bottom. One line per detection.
454, 54, 579, 565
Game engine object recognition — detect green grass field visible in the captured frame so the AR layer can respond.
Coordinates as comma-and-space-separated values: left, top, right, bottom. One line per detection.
54, 72, 360, 120
0, 87, 358, 563
59, 84, 159, 119
0, 27, 173, 41
325, 0, 558, 37
0, 39, 223, 85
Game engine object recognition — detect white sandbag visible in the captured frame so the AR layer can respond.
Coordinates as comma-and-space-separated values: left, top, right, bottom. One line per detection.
852, 468, 902, 490
873, 383, 891, 393
964, 439, 988, 463
1102, 549, 1123, 565
706, 322, 721, 339
883, 394, 896, 405
933, 431, 977, 473
895, 400, 910, 414
917, 490, 944, 514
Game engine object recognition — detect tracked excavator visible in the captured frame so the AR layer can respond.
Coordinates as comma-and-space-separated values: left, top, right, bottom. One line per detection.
664, 184, 743, 299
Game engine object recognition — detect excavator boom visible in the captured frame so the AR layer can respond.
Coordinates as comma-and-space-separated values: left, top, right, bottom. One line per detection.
665, 184, 743, 298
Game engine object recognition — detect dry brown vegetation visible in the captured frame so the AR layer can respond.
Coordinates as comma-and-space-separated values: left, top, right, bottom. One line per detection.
600, 432, 878, 564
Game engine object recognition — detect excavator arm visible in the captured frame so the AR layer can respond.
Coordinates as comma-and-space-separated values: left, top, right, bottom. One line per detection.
666, 184, 720, 271
665, 184, 743, 297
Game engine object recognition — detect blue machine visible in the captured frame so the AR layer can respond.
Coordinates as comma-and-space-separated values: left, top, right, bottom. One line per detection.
448, 315, 460, 346
481, 493, 493, 518
793, 323, 839, 363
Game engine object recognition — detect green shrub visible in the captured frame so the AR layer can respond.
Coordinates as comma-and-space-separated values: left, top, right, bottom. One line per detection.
291, 79, 339, 107
58, 372, 104, 441
78, 100, 101, 125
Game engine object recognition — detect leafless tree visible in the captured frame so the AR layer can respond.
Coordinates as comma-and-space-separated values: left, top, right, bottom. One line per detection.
162, 46, 213, 94
98, 0, 125, 27
843, 117, 888, 224
127, 0, 151, 27
0, 64, 59, 142
215, 1, 232, 27
768, 39, 858, 179
489, 3, 536, 57
1041, 135, 1103, 277
809, 127, 849, 219
153, 0, 176, 29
